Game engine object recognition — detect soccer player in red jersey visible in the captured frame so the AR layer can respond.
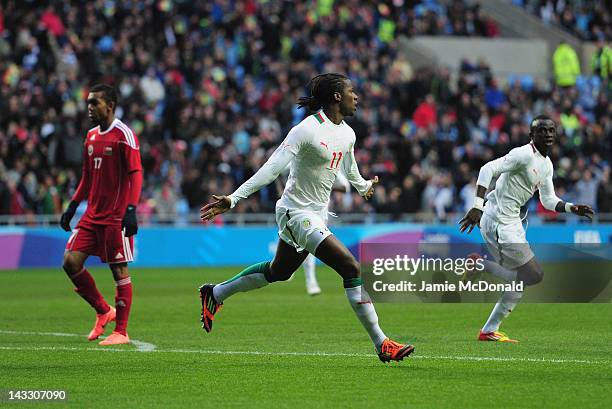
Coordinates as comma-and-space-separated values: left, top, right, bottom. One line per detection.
60, 84, 142, 346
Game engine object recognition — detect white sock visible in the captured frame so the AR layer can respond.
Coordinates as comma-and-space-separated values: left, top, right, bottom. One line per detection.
213, 273, 268, 303
483, 259, 517, 282
345, 285, 387, 350
303, 255, 318, 287
482, 290, 523, 333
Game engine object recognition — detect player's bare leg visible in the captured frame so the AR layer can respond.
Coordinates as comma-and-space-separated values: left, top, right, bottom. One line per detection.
315, 236, 414, 362
99, 263, 132, 345
480, 256, 543, 342
199, 239, 308, 332
62, 250, 114, 340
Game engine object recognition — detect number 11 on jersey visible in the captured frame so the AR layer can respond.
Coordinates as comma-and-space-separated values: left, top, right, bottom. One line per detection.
329, 152, 343, 169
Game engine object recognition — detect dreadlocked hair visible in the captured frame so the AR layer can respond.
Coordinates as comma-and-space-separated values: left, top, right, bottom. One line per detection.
296, 73, 349, 111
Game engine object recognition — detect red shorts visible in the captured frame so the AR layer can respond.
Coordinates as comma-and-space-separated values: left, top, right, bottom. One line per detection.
66, 220, 134, 264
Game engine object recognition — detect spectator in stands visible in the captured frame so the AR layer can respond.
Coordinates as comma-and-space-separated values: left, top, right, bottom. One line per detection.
484, 79, 505, 111
459, 177, 477, 213
399, 175, 422, 214
591, 36, 612, 86
597, 167, 612, 213
559, 100, 580, 137
433, 172, 454, 222
519, 0, 611, 41
573, 170, 598, 210
413, 94, 437, 130
553, 41, 581, 88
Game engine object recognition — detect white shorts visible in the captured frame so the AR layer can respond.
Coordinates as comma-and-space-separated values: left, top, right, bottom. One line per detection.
275, 206, 332, 254
480, 211, 535, 270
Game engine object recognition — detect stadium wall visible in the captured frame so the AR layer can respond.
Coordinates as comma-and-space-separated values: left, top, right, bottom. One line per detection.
403, 36, 549, 84
1, 224, 610, 269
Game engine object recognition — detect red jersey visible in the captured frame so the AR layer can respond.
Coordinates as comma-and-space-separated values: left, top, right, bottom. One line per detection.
76, 118, 142, 225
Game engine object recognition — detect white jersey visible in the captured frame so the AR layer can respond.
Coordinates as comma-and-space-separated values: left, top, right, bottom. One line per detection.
332, 169, 351, 193
229, 110, 372, 212
477, 143, 561, 224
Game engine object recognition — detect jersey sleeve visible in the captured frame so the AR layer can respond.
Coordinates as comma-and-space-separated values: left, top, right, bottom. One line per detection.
341, 140, 371, 196
539, 164, 562, 211
120, 128, 142, 173
477, 147, 528, 189
228, 125, 306, 208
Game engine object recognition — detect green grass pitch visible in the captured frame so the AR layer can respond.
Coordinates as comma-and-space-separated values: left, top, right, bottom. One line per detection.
0, 267, 610, 408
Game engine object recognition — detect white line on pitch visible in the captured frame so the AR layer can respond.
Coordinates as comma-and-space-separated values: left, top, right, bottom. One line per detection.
0, 330, 156, 352
0, 345, 605, 365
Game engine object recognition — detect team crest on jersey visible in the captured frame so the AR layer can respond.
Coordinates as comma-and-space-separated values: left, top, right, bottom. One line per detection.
104, 146, 113, 156
87, 145, 93, 156
303, 219, 311, 228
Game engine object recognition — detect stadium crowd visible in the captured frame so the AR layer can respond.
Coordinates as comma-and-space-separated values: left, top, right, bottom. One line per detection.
0, 0, 610, 224
514, 0, 611, 42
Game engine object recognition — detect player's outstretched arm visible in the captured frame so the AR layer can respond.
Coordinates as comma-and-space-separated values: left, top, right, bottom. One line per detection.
200, 144, 294, 222
200, 195, 232, 222
223, 127, 303, 213
541, 171, 595, 221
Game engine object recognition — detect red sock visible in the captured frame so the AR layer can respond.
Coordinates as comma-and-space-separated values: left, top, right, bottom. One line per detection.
70, 268, 110, 314
114, 277, 133, 335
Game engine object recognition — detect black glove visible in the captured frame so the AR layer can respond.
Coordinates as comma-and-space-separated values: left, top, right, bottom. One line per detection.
122, 205, 138, 237
60, 201, 78, 232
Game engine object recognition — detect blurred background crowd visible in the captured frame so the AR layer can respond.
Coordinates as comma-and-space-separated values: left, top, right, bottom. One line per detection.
0, 0, 610, 224
514, 0, 610, 42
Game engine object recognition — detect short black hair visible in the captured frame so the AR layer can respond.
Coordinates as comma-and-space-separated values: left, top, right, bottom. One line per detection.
297, 73, 349, 111
530, 114, 554, 131
90, 84, 118, 112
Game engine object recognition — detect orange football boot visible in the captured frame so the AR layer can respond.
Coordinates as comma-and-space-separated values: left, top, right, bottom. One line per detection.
378, 338, 415, 363
87, 306, 116, 341
198, 284, 223, 333
99, 331, 130, 346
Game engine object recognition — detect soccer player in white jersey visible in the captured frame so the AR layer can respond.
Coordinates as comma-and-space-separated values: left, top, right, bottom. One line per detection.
459, 115, 594, 342
198, 73, 414, 362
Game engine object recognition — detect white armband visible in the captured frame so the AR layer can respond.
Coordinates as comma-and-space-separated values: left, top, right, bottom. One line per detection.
564, 202, 574, 213
228, 195, 238, 209
473, 197, 485, 211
